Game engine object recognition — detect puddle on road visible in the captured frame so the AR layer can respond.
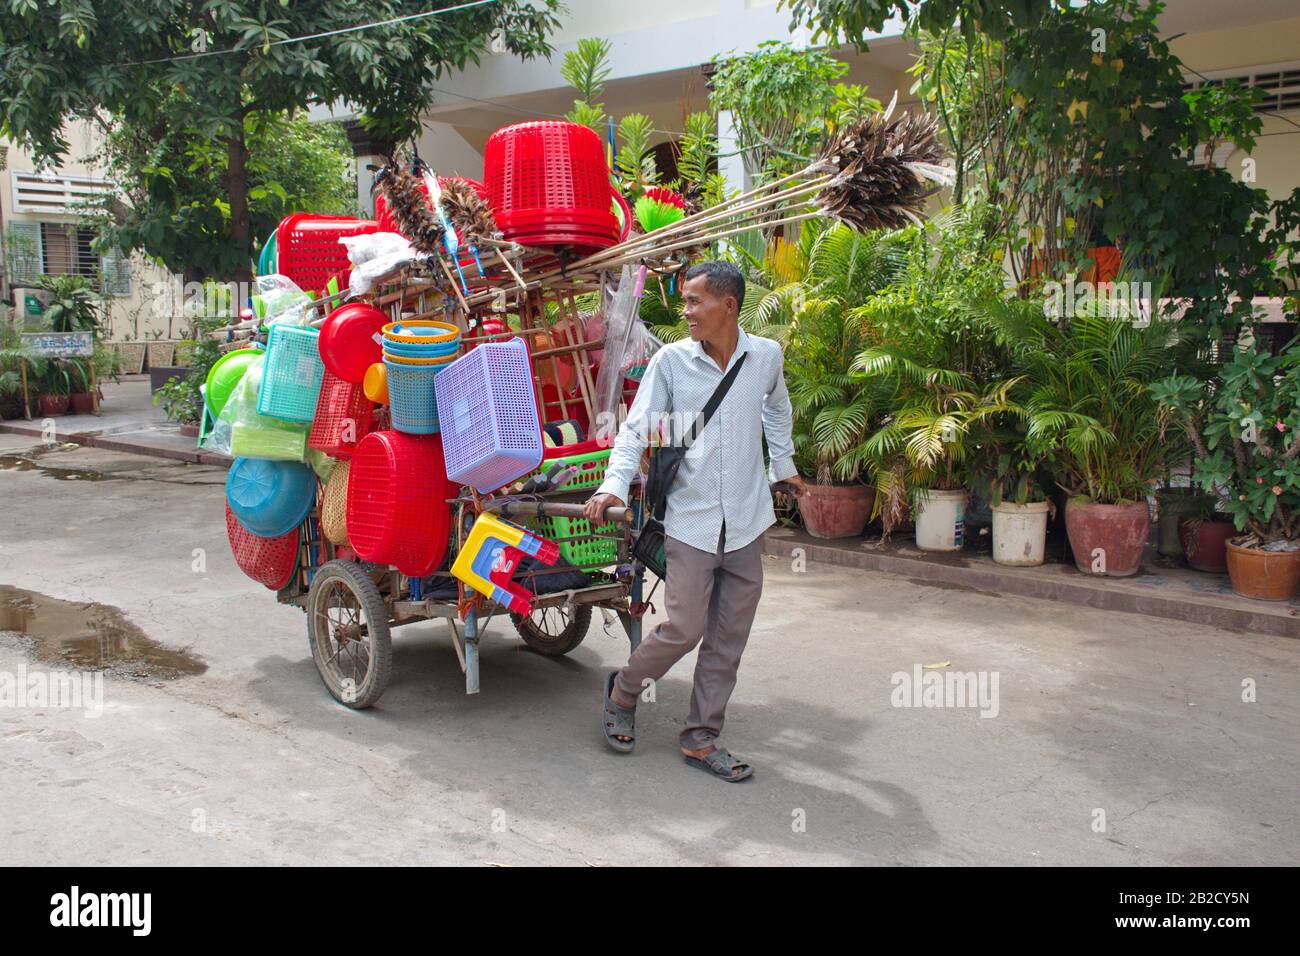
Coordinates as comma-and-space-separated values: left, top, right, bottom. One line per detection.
0, 453, 110, 481
0, 448, 222, 485
0, 584, 206, 680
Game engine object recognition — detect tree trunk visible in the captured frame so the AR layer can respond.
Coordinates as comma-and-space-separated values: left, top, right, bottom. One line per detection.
225, 130, 253, 285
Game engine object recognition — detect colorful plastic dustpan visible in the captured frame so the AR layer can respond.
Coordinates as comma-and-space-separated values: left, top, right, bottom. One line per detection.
363, 363, 389, 405
319, 303, 389, 385
205, 348, 261, 418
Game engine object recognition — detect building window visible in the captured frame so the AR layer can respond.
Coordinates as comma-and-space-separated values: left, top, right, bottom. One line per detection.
40, 223, 98, 278
4, 220, 132, 296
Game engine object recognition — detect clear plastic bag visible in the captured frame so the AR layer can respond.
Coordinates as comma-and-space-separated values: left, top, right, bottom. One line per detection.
254, 274, 316, 327
202, 353, 308, 461
340, 232, 418, 296
595, 264, 661, 418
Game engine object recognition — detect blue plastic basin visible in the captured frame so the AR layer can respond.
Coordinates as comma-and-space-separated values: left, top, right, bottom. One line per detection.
226, 457, 317, 538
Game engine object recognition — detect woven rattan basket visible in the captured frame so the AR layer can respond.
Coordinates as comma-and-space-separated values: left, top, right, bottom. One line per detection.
320, 460, 351, 547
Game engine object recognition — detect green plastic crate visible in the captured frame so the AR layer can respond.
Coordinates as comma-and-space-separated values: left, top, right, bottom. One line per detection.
527, 448, 617, 566
533, 514, 619, 567
520, 448, 610, 491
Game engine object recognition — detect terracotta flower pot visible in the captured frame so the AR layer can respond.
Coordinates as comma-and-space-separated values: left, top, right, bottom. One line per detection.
1224, 538, 1300, 601
1064, 497, 1150, 577
69, 392, 95, 414
798, 482, 874, 539
38, 394, 69, 417
1178, 518, 1235, 574
1156, 488, 1209, 557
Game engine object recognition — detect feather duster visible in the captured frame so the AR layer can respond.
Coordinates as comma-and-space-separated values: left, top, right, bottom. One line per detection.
377, 158, 445, 257
440, 178, 498, 244
814, 93, 955, 231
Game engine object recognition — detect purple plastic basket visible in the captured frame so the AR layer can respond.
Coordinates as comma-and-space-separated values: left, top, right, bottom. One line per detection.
433, 337, 543, 492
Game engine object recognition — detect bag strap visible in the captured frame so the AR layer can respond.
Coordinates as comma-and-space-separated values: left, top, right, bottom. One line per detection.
685, 352, 747, 446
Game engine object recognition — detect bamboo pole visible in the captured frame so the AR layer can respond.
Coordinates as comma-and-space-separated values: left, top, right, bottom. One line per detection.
626, 210, 824, 261
524, 292, 569, 423
562, 294, 598, 427
436, 256, 470, 314
563, 173, 832, 272
530, 338, 605, 361
495, 249, 527, 289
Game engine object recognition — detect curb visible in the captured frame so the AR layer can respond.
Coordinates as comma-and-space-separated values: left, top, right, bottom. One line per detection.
0, 420, 231, 468
762, 531, 1300, 640
9, 416, 1294, 639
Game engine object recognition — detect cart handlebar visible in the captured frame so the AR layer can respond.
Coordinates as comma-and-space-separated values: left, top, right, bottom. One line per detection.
489, 500, 634, 525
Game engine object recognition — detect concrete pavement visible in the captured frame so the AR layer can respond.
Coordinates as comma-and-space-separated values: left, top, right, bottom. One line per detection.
1, 436, 1297, 865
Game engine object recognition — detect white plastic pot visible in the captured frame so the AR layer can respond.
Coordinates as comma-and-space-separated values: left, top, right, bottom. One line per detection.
992, 501, 1050, 566
915, 489, 968, 552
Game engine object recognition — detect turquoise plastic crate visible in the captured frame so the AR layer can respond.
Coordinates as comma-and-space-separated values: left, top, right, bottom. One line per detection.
258, 325, 324, 424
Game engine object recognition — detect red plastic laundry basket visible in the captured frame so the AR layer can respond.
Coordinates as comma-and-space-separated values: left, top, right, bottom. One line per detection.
346, 430, 456, 577
276, 214, 380, 297
484, 122, 631, 251
226, 503, 300, 590
308, 369, 375, 460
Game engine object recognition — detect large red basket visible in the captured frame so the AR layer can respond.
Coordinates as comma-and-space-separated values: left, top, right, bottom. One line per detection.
484, 122, 630, 252
226, 504, 300, 590
276, 214, 380, 297
308, 369, 375, 460
346, 430, 456, 577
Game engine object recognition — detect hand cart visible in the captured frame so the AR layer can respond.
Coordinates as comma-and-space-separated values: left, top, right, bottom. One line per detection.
278, 492, 648, 708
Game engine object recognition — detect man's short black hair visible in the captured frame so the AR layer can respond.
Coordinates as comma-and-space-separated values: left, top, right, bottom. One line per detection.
683, 261, 745, 313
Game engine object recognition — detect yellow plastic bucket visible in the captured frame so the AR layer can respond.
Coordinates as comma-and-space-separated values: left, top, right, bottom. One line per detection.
363, 362, 389, 405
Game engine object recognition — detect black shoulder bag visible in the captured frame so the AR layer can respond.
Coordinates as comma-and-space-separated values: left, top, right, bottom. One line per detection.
633, 353, 747, 577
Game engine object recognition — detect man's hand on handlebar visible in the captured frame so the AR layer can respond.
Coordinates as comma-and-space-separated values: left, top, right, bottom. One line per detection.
584, 492, 626, 523
771, 475, 808, 506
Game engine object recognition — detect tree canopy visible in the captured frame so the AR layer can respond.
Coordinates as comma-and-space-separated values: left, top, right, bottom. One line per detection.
86, 103, 358, 282
779, 0, 1062, 48
1, 0, 560, 279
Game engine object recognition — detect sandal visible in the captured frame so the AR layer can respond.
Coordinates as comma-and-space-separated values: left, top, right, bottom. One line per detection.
683, 745, 753, 782
602, 671, 635, 753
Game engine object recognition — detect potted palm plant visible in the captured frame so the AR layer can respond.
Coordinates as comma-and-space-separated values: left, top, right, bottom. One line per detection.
0, 325, 30, 419
785, 296, 885, 538
1176, 496, 1237, 574
1155, 342, 1300, 599
854, 349, 1002, 551
747, 222, 908, 538
32, 358, 72, 416
981, 304, 1186, 576
67, 358, 95, 414
969, 396, 1058, 566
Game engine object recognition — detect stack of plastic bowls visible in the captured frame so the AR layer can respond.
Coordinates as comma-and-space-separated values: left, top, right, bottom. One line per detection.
380, 320, 461, 435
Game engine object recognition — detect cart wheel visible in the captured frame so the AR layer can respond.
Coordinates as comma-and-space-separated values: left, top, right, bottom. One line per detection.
511, 604, 592, 657
308, 560, 393, 709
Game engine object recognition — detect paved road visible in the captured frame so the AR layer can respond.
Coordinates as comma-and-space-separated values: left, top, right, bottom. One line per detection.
1, 434, 1297, 865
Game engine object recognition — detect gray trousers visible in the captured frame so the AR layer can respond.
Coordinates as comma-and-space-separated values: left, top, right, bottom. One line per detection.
615, 524, 765, 750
